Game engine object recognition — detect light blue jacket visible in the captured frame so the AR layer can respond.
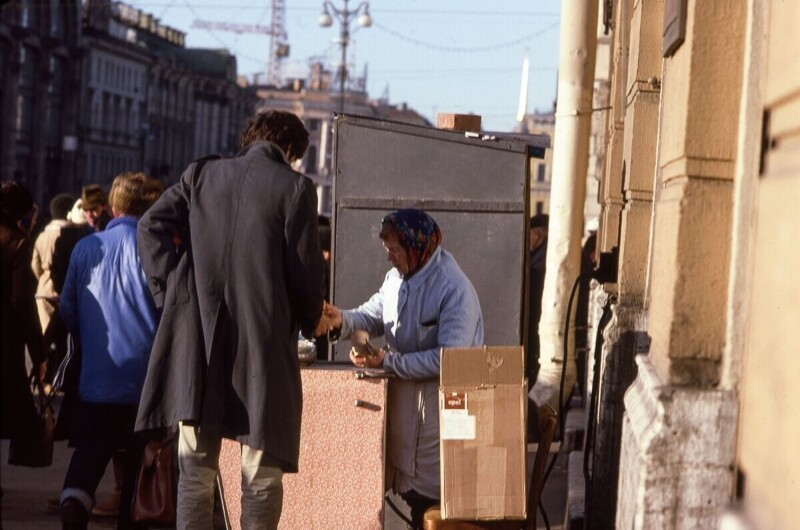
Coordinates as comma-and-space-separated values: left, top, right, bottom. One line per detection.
60, 217, 158, 405
341, 246, 483, 498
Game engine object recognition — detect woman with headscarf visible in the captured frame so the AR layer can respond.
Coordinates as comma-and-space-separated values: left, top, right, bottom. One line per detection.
325, 208, 484, 529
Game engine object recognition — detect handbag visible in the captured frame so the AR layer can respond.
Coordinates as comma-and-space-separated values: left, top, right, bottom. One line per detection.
132, 435, 177, 524
8, 373, 55, 467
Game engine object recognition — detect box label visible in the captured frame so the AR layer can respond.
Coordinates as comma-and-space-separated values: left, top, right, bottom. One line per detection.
442, 392, 475, 440
444, 392, 467, 412
441, 412, 476, 440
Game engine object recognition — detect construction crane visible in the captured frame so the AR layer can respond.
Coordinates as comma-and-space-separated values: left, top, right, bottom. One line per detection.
190, 0, 288, 87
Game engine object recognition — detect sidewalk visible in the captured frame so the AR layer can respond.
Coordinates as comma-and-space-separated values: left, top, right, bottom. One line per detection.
1, 438, 567, 529
1, 439, 117, 529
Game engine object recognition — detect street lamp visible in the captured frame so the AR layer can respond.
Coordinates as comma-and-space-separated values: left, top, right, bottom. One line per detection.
318, 0, 372, 112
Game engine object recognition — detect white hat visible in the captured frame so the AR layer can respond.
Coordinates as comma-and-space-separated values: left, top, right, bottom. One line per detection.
67, 199, 87, 225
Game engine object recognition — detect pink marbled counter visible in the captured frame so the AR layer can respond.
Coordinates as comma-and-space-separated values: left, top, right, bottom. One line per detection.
218, 364, 387, 529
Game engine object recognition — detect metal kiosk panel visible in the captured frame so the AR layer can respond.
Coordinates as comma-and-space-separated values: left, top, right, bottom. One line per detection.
331, 114, 535, 357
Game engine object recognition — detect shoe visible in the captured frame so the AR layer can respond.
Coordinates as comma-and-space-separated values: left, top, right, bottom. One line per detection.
91, 491, 120, 517
61, 497, 88, 530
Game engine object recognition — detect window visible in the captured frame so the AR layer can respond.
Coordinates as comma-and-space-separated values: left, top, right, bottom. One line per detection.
47, 100, 62, 146
535, 201, 544, 215
537, 163, 546, 182
15, 47, 35, 144
307, 119, 320, 132
20, 0, 36, 28
48, 56, 63, 95
50, 0, 64, 37
305, 145, 318, 174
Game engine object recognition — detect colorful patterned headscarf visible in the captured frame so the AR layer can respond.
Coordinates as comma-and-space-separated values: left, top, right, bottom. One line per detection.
381, 209, 442, 278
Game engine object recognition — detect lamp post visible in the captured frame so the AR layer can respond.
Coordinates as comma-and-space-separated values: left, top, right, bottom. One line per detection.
318, 0, 372, 113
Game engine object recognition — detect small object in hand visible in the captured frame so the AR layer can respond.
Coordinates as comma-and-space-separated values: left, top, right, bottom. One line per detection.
350, 330, 378, 358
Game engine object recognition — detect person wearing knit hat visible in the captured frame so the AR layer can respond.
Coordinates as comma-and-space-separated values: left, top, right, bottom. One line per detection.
81, 184, 111, 231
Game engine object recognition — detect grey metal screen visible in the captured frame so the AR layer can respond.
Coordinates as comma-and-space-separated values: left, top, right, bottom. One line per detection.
329, 114, 542, 359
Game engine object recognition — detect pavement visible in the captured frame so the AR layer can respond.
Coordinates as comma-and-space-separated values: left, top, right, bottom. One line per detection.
1, 439, 117, 530
1, 439, 567, 530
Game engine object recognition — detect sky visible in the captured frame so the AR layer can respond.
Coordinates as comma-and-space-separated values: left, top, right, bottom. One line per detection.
126, 1, 562, 132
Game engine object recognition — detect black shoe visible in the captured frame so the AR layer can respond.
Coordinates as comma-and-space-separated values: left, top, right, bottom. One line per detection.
61, 497, 88, 530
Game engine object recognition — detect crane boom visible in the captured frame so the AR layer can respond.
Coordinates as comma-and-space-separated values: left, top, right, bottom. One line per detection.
190, 0, 288, 87
266, 0, 288, 87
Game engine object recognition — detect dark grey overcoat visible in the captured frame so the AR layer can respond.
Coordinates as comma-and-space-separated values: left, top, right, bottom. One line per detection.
135, 142, 325, 471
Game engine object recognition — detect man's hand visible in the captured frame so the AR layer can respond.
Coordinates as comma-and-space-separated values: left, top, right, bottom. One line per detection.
323, 302, 343, 330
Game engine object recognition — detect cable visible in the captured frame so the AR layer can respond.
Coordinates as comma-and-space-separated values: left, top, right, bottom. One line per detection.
583, 295, 615, 526
372, 19, 560, 53
537, 272, 585, 529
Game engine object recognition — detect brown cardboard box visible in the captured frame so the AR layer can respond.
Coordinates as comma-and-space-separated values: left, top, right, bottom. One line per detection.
439, 346, 527, 520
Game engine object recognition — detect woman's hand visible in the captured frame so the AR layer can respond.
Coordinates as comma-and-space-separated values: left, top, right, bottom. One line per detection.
349, 346, 385, 369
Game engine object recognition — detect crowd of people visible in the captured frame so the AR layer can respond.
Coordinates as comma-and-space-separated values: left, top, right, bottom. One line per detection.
0, 109, 488, 530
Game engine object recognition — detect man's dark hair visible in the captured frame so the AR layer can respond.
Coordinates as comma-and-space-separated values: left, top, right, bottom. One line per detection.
0, 181, 35, 222
50, 193, 76, 220
239, 110, 310, 162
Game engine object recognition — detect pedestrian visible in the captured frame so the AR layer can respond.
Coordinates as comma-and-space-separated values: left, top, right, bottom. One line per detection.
80, 184, 112, 232
1, 181, 47, 460
323, 208, 484, 529
526, 213, 549, 440
31, 193, 76, 386
58, 172, 163, 530
136, 109, 327, 530
527, 213, 549, 387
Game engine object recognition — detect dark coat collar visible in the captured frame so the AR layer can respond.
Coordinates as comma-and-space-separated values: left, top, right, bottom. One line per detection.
239, 141, 290, 166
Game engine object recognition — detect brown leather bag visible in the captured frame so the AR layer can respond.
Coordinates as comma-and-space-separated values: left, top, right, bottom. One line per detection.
132, 435, 177, 524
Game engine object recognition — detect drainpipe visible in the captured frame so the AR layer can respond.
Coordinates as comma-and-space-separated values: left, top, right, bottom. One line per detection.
529, 0, 599, 412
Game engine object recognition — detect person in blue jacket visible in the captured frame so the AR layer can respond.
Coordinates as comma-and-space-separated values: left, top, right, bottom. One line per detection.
325, 209, 484, 529
58, 172, 163, 530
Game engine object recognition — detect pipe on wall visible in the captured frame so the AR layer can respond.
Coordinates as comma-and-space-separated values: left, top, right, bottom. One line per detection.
529, 0, 600, 412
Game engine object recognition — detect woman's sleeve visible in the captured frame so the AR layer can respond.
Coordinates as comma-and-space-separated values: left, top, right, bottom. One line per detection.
384, 286, 483, 380
340, 283, 387, 340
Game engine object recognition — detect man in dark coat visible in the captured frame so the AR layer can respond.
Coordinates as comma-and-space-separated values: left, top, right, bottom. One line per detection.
136, 109, 326, 529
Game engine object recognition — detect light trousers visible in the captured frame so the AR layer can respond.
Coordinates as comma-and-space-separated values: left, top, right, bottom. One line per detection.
176, 422, 284, 530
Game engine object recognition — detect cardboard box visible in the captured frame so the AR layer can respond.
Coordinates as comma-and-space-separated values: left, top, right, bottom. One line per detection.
439, 346, 528, 520
435, 113, 482, 132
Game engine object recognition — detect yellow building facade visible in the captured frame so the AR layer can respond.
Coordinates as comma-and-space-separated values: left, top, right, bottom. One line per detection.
581, 0, 799, 528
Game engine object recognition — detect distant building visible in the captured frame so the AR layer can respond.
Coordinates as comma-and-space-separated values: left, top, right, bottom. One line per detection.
80, 0, 257, 187
255, 61, 430, 214
518, 109, 555, 217
0, 0, 256, 205
0, 0, 82, 204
